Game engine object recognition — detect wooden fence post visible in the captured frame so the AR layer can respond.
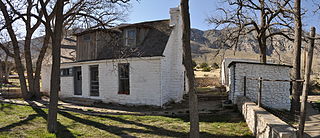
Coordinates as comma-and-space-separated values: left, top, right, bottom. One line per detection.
244, 76, 246, 96
298, 26, 316, 137
258, 77, 262, 107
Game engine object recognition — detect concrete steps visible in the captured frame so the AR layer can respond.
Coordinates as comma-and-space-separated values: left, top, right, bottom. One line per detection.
183, 94, 227, 101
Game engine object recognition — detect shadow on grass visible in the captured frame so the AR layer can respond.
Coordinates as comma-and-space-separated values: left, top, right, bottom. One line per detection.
59, 111, 251, 138
27, 102, 75, 138
0, 114, 39, 132
167, 113, 246, 123
0, 102, 13, 114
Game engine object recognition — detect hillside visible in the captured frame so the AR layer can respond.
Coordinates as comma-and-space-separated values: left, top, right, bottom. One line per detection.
190, 28, 320, 77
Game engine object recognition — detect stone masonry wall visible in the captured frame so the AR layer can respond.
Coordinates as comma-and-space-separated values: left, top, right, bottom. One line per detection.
229, 63, 291, 110
160, 7, 185, 105
59, 57, 162, 106
237, 96, 297, 138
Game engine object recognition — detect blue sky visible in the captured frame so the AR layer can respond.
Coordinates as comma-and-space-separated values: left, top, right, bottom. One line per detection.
126, 0, 320, 32
126, 0, 217, 30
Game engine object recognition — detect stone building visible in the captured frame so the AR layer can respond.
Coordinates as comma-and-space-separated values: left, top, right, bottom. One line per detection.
41, 7, 188, 106
228, 61, 292, 110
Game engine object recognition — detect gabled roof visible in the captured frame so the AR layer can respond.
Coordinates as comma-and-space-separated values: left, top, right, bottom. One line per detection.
74, 28, 120, 36
75, 19, 172, 61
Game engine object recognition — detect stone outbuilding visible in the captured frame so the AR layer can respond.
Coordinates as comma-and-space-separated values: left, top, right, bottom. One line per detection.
228, 61, 292, 110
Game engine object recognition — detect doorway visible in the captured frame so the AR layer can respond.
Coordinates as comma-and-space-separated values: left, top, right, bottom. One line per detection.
73, 66, 82, 95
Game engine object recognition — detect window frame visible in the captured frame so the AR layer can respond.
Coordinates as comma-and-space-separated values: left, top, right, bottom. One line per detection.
125, 28, 136, 47
60, 68, 72, 77
89, 65, 99, 97
118, 63, 130, 95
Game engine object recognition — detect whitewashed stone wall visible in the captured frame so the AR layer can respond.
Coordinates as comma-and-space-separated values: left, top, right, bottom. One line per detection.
160, 7, 186, 105
40, 65, 51, 93
59, 57, 162, 106
221, 58, 261, 86
229, 62, 291, 110
237, 97, 297, 138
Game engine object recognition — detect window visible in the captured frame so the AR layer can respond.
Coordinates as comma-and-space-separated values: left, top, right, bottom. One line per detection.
60, 68, 72, 76
125, 29, 136, 47
118, 63, 130, 95
90, 65, 99, 96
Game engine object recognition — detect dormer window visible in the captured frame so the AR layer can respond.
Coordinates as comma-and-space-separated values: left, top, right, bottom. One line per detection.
125, 28, 136, 47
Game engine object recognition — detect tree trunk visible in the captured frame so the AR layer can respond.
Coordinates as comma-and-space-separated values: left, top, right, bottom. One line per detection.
259, 0, 267, 64
258, 40, 267, 64
14, 52, 30, 99
24, 32, 36, 99
34, 33, 51, 98
180, 0, 199, 137
291, 0, 302, 115
47, 0, 64, 133
4, 55, 9, 83
0, 58, 3, 82
298, 27, 315, 138
25, 0, 38, 99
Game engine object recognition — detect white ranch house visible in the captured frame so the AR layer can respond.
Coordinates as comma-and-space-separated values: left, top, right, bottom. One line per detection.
41, 7, 188, 106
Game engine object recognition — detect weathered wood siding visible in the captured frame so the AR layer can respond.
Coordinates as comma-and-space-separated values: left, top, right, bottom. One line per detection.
76, 32, 97, 61
76, 28, 152, 61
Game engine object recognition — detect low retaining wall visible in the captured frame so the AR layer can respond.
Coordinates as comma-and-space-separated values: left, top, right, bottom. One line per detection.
237, 96, 297, 138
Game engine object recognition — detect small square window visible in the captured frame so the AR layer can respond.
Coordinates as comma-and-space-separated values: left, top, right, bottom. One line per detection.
125, 29, 136, 47
61, 68, 71, 76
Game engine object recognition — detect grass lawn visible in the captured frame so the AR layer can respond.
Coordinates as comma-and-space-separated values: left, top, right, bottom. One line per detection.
0, 103, 253, 138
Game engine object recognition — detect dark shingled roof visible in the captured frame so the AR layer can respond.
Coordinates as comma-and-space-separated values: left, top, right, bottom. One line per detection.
77, 19, 172, 61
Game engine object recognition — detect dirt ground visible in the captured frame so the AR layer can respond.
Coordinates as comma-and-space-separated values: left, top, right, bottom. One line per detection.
194, 69, 220, 78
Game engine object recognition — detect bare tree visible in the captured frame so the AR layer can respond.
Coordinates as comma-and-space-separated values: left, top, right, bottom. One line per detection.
0, 1, 30, 99
36, 0, 131, 133
0, 0, 57, 99
181, 0, 199, 137
0, 0, 128, 100
44, 0, 64, 132
291, 0, 302, 116
208, 0, 293, 63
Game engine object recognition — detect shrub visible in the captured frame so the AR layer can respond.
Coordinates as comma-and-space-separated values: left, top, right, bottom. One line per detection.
202, 66, 211, 72
200, 62, 209, 68
212, 63, 219, 69
310, 80, 320, 95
